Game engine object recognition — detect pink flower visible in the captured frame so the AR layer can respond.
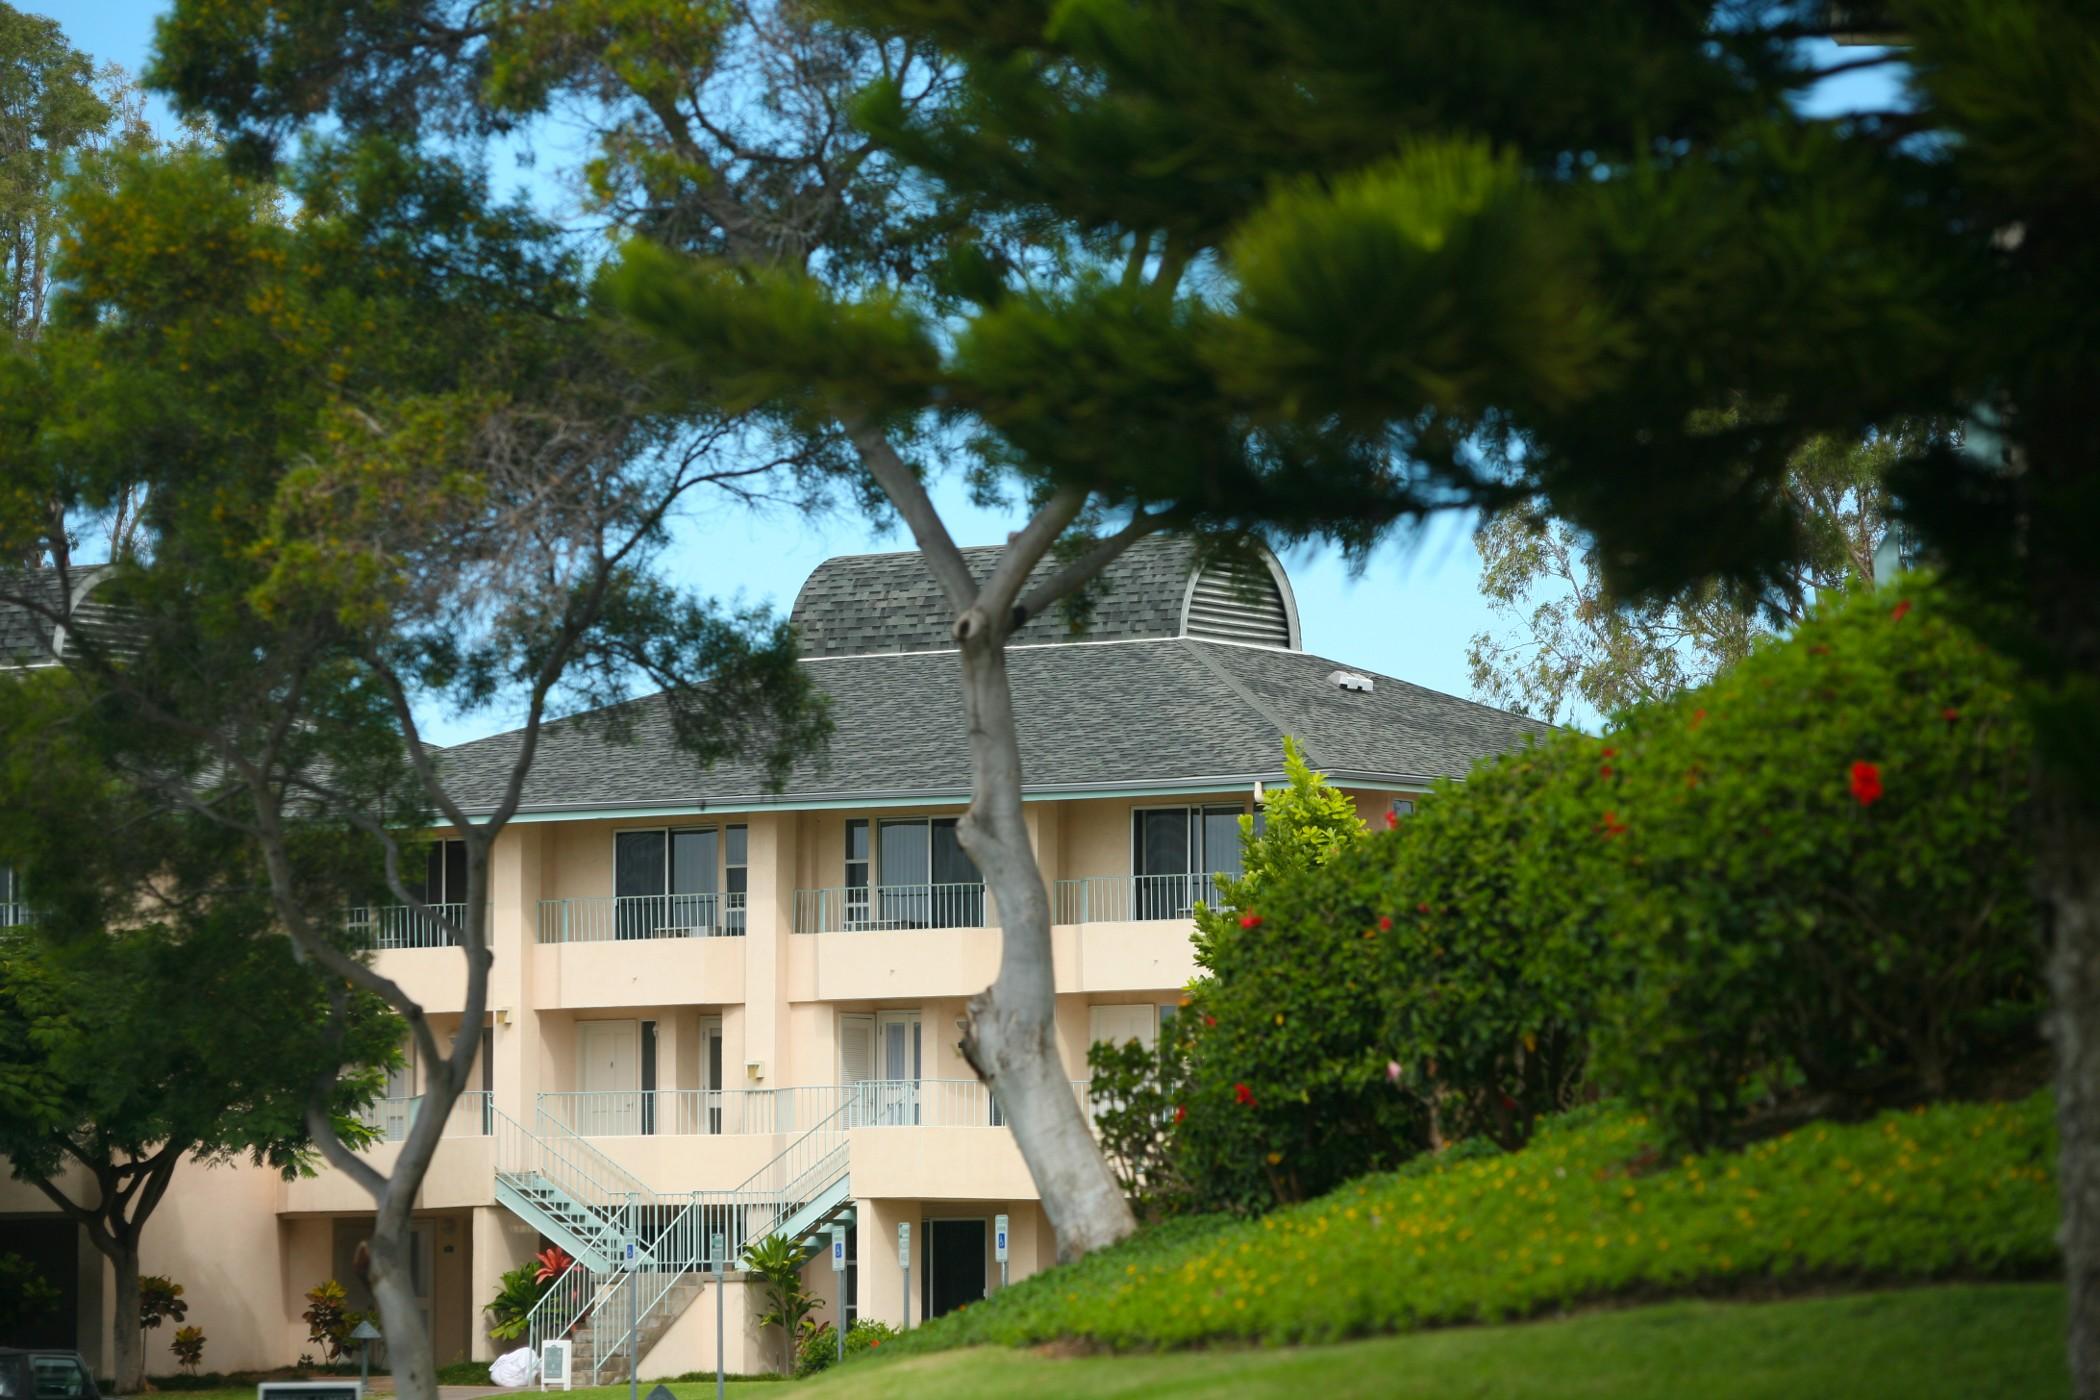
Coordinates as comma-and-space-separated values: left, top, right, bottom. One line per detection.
1386, 1060, 1403, 1085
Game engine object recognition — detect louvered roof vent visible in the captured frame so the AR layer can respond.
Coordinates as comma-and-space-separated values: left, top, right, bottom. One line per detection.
1180, 551, 1300, 650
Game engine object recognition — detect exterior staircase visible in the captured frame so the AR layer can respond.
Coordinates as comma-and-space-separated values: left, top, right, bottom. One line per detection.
499, 1097, 863, 1383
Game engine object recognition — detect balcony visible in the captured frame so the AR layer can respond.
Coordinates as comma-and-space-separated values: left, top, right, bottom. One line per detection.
792, 883, 989, 933
363, 1090, 493, 1142
790, 874, 1233, 934
537, 893, 747, 943
1052, 873, 1233, 924
535, 1080, 1094, 1136
350, 902, 466, 950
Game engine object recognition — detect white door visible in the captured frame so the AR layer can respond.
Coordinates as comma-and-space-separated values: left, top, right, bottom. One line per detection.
840, 1014, 874, 1126
578, 1020, 641, 1134
382, 1034, 418, 1140
876, 1011, 922, 1124
703, 1017, 725, 1133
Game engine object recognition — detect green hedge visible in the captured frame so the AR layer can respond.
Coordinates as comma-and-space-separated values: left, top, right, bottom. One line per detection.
887, 1093, 2057, 1355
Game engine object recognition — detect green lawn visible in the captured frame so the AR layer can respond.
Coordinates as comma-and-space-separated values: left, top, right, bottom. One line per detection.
575, 1284, 2066, 1399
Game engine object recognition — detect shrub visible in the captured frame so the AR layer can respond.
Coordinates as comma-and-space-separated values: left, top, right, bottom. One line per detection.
0, 1253, 61, 1335
483, 1264, 541, 1342
300, 1281, 373, 1362
169, 1326, 206, 1374
1589, 579, 2039, 1145
139, 1275, 189, 1337
796, 1318, 900, 1377
1170, 739, 1397, 1212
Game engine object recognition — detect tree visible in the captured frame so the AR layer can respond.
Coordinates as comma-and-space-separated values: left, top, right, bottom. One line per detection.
1468, 423, 1934, 724
128, 3, 2100, 1364
1, 5, 153, 568
0, 131, 829, 1400
0, 914, 394, 1392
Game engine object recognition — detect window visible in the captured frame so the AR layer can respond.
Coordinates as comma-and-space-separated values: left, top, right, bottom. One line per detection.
1131, 805, 1246, 919
845, 819, 871, 925
841, 817, 983, 928
614, 827, 731, 938
1389, 798, 1416, 822
420, 838, 469, 906
30, 1356, 92, 1400
725, 824, 748, 933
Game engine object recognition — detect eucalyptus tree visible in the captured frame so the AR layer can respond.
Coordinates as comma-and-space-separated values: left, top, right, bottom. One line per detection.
0, 136, 826, 1398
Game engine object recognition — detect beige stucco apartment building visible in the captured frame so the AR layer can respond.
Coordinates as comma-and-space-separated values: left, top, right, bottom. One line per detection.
1, 540, 1544, 1380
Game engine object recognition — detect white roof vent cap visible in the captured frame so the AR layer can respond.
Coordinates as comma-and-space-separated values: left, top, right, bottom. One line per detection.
1328, 669, 1374, 694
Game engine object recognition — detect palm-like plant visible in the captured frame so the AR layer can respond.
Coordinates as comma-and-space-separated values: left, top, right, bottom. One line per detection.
741, 1234, 823, 1374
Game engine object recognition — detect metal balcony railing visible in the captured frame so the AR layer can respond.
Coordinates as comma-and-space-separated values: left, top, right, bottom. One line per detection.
536, 893, 747, 944
537, 1079, 1103, 1136
791, 882, 989, 933
351, 902, 468, 949
365, 1090, 494, 1143
1051, 871, 1234, 924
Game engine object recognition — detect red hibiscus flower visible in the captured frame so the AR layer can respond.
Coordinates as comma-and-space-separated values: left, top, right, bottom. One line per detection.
1174, 1105, 1186, 1123
1600, 810, 1628, 839
1599, 764, 1615, 780
1891, 599, 1912, 621
1942, 706, 1961, 723
1380, 915, 1395, 931
1234, 1082, 1256, 1107
1690, 707, 1707, 730
1850, 760, 1884, 806
1202, 1014, 1216, 1028
1384, 808, 1399, 828
1239, 912, 1263, 929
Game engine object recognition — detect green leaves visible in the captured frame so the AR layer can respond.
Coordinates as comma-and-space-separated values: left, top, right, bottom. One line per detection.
604, 241, 940, 426
1224, 141, 1624, 424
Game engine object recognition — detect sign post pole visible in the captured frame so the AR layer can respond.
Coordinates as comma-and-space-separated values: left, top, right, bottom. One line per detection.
626, 1240, 638, 1400
830, 1224, 847, 1366
994, 1212, 1009, 1293
898, 1221, 912, 1332
712, 1232, 726, 1400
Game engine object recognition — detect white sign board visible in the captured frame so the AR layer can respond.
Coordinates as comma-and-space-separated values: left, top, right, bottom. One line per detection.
830, 1225, 847, 1272
538, 1339, 572, 1392
994, 1213, 1009, 1263
897, 1220, 911, 1268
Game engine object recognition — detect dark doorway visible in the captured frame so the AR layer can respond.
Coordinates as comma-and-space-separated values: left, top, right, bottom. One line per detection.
924, 1218, 985, 1319
0, 1218, 80, 1349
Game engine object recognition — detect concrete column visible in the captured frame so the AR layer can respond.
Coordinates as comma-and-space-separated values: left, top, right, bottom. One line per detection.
851, 1198, 918, 1330
469, 1206, 540, 1361
741, 813, 795, 1094
489, 825, 543, 1122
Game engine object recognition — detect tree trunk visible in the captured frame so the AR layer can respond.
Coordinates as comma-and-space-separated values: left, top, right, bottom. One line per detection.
2043, 779, 2100, 1398
365, 1210, 435, 1400
953, 632, 1137, 1260
110, 1247, 142, 1395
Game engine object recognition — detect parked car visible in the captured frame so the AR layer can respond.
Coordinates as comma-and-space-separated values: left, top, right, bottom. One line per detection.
0, 1350, 98, 1400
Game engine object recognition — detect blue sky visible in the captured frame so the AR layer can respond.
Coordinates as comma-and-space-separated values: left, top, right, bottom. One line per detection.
50, 5, 1899, 747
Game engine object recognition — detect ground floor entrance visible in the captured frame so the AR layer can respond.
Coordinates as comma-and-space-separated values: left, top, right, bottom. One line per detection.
924, 1217, 986, 1320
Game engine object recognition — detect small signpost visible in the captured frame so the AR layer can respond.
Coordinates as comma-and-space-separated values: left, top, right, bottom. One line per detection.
994, 1213, 1010, 1292
898, 1221, 912, 1331
830, 1224, 848, 1365
712, 1233, 727, 1400
538, 1339, 571, 1393
350, 1319, 382, 1392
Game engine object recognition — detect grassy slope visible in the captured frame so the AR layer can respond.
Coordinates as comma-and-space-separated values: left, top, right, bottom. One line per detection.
890, 1094, 2058, 1355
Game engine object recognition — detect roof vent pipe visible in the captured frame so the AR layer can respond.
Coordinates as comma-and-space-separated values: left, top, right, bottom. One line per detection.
1329, 670, 1375, 693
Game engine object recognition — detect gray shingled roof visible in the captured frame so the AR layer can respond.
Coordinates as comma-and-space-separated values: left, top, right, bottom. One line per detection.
0, 567, 124, 667
433, 637, 1551, 815
790, 535, 1212, 658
